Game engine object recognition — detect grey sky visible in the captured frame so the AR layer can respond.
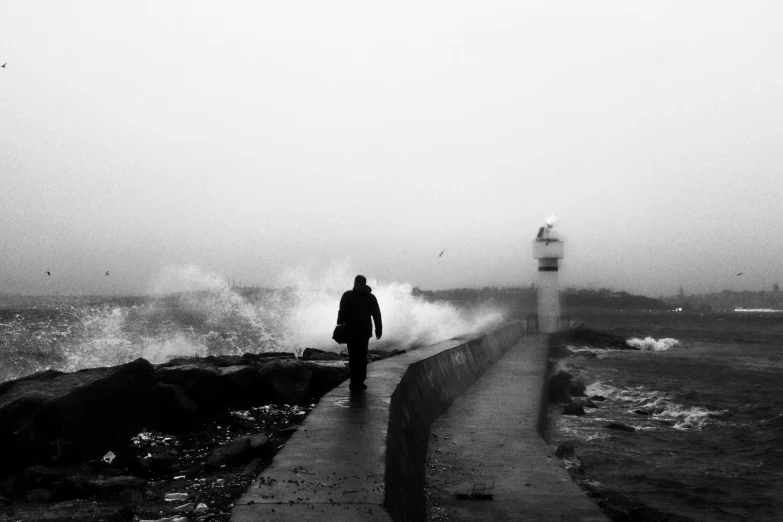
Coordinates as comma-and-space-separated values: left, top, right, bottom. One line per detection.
1, 1, 781, 297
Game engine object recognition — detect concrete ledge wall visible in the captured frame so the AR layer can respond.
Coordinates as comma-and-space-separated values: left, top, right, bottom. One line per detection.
384, 322, 527, 521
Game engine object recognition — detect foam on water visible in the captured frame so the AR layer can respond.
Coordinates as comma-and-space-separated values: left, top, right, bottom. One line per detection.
1, 264, 507, 381
269, 265, 505, 353
585, 380, 725, 430
564, 345, 610, 359
625, 336, 680, 351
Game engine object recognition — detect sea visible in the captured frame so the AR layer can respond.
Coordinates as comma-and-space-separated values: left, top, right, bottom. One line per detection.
2, 293, 780, 521
550, 310, 783, 521
0, 283, 504, 384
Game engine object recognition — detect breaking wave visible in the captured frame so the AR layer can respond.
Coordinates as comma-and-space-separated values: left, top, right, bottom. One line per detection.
585, 381, 726, 430
1, 264, 506, 382
626, 337, 679, 351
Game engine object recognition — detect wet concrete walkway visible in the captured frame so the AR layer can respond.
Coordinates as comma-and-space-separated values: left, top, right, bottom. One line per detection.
230, 338, 469, 522
425, 335, 608, 521
230, 328, 606, 521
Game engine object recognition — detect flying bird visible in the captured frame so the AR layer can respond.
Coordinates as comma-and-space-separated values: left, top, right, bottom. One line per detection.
105, 271, 110, 276
46, 271, 51, 276
439, 250, 445, 258
736, 272, 743, 276
1, 63, 6, 68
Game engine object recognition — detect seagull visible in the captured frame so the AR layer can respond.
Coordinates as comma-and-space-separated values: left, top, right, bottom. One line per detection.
105, 271, 110, 276
736, 272, 743, 276
439, 250, 445, 258
46, 271, 51, 276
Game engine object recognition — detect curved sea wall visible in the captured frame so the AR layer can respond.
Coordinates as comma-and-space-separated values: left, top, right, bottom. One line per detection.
232, 322, 528, 522
384, 322, 526, 520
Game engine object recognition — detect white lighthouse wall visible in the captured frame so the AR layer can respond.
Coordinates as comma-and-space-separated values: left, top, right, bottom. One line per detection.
537, 270, 561, 333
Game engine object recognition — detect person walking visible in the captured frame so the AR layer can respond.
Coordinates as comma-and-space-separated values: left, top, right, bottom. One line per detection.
337, 275, 382, 391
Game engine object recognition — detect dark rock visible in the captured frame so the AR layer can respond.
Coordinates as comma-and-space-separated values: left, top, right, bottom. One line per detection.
562, 454, 585, 477
549, 344, 573, 359
575, 399, 598, 408
559, 325, 635, 350
634, 409, 650, 416
555, 441, 577, 458
206, 434, 271, 470
1, 354, 348, 479
25, 488, 50, 503
23, 465, 67, 488
241, 458, 264, 476
163, 353, 295, 368
157, 383, 201, 429
604, 422, 636, 432
301, 348, 346, 361
0, 369, 64, 397
50, 476, 95, 501
87, 475, 146, 494
249, 433, 269, 451
131, 451, 177, 477
98, 467, 125, 478
0, 358, 188, 471
548, 371, 574, 403
7, 500, 132, 521
562, 404, 586, 416
204, 355, 248, 367
590, 395, 607, 401
217, 365, 269, 408
549, 386, 572, 404
549, 370, 573, 387
307, 363, 349, 400
155, 364, 222, 413
242, 352, 296, 363
119, 488, 144, 506
568, 380, 587, 397
206, 436, 252, 469
0, 475, 19, 497
256, 361, 314, 406
0, 493, 9, 506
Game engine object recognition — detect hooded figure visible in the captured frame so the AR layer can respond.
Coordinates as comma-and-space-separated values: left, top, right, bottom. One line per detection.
337, 275, 382, 391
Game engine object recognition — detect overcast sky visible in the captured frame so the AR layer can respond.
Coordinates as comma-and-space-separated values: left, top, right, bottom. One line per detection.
1, 1, 781, 297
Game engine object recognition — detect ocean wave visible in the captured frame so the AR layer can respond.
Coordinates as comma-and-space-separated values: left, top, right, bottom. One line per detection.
585, 381, 725, 430
564, 345, 609, 358
655, 404, 726, 430
1, 265, 508, 382
625, 337, 680, 351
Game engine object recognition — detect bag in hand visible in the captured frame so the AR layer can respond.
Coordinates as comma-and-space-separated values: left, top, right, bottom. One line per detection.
332, 324, 349, 344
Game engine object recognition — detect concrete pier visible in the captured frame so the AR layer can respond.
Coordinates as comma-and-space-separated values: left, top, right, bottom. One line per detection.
230, 324, 606, 521
425, 335, 607, 521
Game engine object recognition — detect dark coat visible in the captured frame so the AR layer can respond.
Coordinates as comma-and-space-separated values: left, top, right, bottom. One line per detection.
337, 285, 382, 339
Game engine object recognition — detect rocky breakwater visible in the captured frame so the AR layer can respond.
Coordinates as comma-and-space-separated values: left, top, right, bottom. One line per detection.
547, 325, 635, 409
0, 351, 350, 521
547, 327, 674, 521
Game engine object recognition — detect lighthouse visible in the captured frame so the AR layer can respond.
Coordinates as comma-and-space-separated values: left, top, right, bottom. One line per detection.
532, 216, 564, 333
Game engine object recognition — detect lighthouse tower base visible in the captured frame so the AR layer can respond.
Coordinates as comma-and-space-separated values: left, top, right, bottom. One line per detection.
532, 229, 564, 334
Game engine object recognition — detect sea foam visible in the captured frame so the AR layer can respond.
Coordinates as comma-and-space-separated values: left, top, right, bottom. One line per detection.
626, 337, 680, 351
2, 264, 507, 380
585, 381, 725, 430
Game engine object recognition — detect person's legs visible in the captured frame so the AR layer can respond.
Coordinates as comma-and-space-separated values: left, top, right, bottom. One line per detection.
347, 335, 369, 390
